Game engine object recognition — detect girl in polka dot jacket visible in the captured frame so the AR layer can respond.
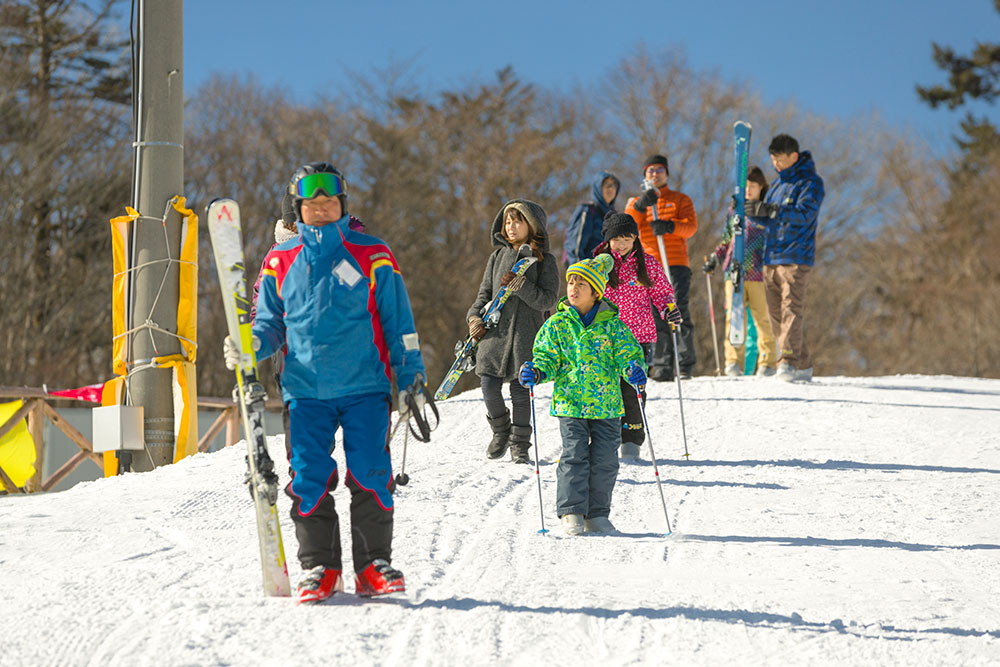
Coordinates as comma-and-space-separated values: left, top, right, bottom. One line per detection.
594, 212, 681, 459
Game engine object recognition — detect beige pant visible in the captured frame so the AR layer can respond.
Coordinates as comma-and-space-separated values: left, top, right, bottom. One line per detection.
724, 280, 777, 369
763, 264, 812, 369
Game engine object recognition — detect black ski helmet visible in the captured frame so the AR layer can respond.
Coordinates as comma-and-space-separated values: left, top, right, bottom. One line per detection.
279, 190, 296, 226
287, 162, 348, 221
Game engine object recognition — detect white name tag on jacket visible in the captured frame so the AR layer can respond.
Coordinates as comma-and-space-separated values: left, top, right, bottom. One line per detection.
334, 259, 362, 287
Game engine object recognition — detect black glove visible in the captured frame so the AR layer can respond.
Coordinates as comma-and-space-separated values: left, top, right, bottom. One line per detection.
703, 254, 718, 274
633, 188, 659, 213
745, 199, 777, 218
651, 219, 674, 236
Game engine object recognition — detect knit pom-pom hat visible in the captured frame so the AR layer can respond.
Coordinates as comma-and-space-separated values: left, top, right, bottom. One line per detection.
566, 253, 615, 298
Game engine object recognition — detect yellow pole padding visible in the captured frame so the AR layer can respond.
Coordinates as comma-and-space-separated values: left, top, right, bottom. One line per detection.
105, 197, 199, 473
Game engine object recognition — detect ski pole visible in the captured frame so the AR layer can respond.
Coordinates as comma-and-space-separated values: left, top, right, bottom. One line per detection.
387, 416, 410, 485
395, 427, 410, 486
704, 257, 722, 376
651, 207, 691, 459
528, 388, 549, 535
636, 386, 673, 535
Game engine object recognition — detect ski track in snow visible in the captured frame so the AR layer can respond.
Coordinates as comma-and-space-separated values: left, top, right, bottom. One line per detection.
1, 374, 999, 666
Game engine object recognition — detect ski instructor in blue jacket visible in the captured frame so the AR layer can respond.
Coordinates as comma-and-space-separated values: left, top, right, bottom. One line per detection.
744, 134, 825, 383
226, 162, 427, 604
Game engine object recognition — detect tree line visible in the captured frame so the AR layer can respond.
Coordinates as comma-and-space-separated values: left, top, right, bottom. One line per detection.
1, 0, 996, 400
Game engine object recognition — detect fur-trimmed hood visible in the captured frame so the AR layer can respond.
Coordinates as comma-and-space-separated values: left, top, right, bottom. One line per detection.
274, 218, 297, 245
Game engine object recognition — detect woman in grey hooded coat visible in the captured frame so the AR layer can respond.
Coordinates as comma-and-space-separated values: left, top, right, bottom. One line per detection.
467, 199, 560, 463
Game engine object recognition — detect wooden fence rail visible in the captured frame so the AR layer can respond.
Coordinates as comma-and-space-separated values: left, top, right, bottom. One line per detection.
0, 386, 282, 494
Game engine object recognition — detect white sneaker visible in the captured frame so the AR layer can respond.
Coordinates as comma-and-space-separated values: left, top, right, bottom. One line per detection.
776, 362, 794, 382
724, 363, 742, 377
584, 516, 616, 533
620, 442, 640, 460
755, 365, 776, 377
561, 514, 584, 536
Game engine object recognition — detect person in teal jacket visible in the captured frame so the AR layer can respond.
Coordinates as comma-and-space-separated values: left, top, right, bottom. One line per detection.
519, 254, 645, 536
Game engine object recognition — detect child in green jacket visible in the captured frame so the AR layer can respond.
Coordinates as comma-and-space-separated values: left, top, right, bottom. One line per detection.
519, 254, 646, 536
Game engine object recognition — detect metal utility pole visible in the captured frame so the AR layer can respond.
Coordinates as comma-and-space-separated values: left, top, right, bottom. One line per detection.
129, 0, 184, 471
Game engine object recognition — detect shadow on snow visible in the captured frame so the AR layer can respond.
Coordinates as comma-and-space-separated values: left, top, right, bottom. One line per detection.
679, 532, 1000, 552
616, 476, 789, 490
653, 458, 1000, 475
384, 597, 1000, 641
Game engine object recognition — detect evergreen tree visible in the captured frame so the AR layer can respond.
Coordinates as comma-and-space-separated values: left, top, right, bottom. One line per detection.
0, 0, 131, 386
916, 0, 1000, 160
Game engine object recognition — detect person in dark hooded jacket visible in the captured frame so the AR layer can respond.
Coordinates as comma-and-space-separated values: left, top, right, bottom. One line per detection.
563, 171, 620, 267
467, 200, 560, 464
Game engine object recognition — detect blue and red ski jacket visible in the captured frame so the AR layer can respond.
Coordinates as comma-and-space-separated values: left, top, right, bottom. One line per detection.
253, 215, 425, 402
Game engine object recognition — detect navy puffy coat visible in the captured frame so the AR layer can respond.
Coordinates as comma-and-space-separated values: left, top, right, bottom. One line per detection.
751, 151, 825, 266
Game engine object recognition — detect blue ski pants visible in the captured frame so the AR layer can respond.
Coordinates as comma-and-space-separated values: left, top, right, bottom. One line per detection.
284, 393, 395, 572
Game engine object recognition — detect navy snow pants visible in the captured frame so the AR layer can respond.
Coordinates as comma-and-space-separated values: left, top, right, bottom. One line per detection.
284, 393, 395, 573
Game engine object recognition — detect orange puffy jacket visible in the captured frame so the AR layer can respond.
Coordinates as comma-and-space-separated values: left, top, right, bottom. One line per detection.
624, 185, 698, 268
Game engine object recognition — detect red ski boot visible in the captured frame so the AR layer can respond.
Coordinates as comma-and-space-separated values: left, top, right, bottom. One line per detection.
296, 566, 344, 604
354, 559, 405, 597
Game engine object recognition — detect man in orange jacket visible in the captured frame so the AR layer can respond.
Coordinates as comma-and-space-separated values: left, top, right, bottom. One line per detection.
625, 154, 698, 380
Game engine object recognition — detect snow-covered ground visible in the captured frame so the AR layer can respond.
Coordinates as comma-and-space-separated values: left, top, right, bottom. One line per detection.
2, 374, 999, 666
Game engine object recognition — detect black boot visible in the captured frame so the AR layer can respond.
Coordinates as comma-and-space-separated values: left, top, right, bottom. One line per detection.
486, 410, 511, 459
509, 424, 533, 464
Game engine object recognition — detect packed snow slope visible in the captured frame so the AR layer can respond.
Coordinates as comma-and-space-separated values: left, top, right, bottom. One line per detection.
2, 374, 999, 666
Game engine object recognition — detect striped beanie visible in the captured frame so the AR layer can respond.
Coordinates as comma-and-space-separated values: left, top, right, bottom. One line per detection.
566, 253, 615, 299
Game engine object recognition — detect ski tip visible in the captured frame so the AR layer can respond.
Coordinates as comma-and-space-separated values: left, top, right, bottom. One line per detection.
205, 196, 232, 212
205, 197, 240, 221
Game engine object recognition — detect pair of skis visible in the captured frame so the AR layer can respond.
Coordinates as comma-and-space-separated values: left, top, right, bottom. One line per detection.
207, 198, 290, 597
727, 120, 752, 347
434, 244, 537, 401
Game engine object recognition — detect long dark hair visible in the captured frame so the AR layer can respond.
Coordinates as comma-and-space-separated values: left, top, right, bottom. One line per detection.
503, 208, 545, 261
594, 238, 652, 288
748, 166, 769, 199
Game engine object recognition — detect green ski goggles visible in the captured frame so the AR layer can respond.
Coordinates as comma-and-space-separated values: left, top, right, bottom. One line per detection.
293, 172, 347, 199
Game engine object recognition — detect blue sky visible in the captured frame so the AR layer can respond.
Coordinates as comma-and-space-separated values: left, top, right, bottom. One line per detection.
182, 1, 1000, 155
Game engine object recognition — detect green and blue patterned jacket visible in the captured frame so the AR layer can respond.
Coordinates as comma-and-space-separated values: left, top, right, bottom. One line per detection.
531, 297, 645, 419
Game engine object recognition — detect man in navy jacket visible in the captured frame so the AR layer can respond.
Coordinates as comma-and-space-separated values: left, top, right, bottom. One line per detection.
745, 135, 824, 382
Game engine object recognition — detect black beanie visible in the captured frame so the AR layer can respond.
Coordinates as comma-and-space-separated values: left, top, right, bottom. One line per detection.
602, 211, 640, 240
644, 154, 669, 176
